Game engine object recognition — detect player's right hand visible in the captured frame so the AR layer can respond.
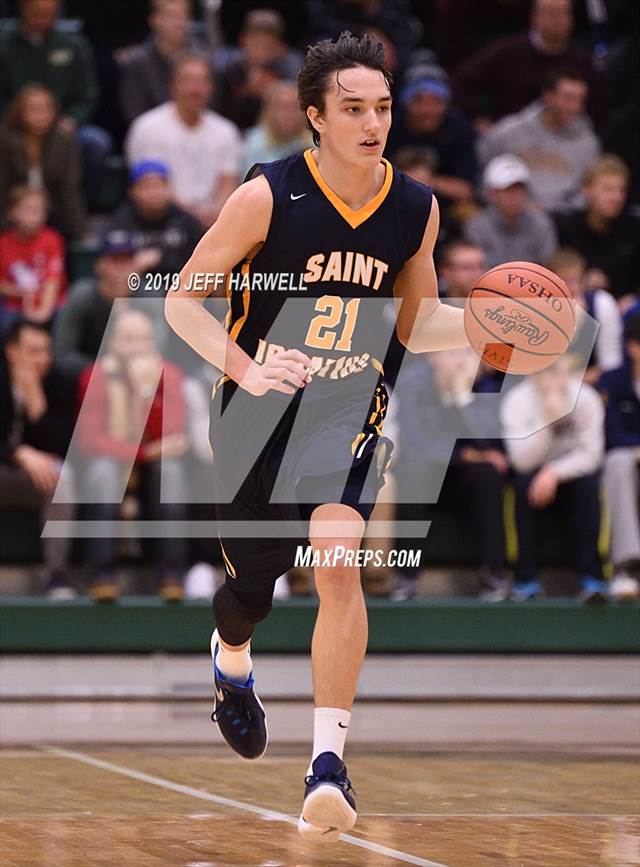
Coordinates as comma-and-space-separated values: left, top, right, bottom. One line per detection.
240, 349, 313, 396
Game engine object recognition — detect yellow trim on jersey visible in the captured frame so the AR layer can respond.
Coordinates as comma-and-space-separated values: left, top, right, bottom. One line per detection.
368, 384, 386, 435
351, 431, 366, 455
223, 273, 233, 331
229, 261, 251, 341
219, 538, 237, 579
303, 149, 393, 229
211, 374, 231, 399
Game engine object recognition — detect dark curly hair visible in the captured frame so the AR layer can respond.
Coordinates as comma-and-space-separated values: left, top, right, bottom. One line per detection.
297, 31, 392, 146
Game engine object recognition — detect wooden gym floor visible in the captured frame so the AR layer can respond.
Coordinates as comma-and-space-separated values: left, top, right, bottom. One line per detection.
1, 741, 638, 867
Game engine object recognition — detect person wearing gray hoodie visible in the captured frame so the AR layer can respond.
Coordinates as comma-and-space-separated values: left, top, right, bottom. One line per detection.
478, 68, 600, 215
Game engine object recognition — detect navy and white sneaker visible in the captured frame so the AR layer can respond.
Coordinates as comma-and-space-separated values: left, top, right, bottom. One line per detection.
298, 751, 357, 841
210, 630, 267, 761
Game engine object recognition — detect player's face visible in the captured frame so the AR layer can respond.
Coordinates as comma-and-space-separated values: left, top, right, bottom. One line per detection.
311, 66, 392, 164
586, 172, 628, 219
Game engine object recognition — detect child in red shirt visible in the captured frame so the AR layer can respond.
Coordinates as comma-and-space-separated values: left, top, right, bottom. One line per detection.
0, 187, 67, 323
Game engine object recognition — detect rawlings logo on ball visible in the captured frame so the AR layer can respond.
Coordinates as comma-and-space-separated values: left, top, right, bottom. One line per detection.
483, 305, 550, 346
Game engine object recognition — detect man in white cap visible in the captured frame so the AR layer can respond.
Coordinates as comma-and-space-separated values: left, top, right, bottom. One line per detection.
463, 154, 558, 268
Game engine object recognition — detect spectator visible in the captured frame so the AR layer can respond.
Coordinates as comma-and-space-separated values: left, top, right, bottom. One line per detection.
436, 242, 511, 395
107, 160, 202, 283
393, 145, 461, 245
0, 187, 66, 325
181, 363, 221, 600
598, 313, 640, 601
393, 146, 436, 188
106, 159, 204, 372
305, 0, 414, 75
361, 25, 401, 84
214, 9, 302, 131
0, 319, 76, 599
387, 61, 477, 206
549, 248, 622, 384
0, 0, 111, 200
433, 0, 530, 73
603, 101, 639, 210
119, 0, 202, 125
464, 154, 558, 268
0, 84, 87, 240
125, 53, 241, 228
453, 0, 598, 129
438, 240, 485, 299
500, 354, 607, 602
555, 155, 640, 305
241, 81, 312, 177
478, 68, 600, 214
52, 231, 140, 379
392, 347, 508, 600
77, 309, 189, 601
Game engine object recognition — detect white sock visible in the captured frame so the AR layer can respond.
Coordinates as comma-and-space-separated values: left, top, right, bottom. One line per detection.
307, 707, 351, 774
212, 631, 252, 684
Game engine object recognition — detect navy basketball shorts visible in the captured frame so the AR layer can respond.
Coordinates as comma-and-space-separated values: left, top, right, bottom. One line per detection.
210, 380, 393, 592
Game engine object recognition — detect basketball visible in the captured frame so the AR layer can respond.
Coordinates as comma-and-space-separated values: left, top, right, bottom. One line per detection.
464, 261, 577, 374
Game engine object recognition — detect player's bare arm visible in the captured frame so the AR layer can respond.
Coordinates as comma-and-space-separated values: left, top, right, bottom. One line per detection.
394, 196, 470, 353
165, 175, 312, 396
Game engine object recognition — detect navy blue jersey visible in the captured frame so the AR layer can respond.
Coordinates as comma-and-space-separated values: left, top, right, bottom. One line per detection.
221, 149, 432, 404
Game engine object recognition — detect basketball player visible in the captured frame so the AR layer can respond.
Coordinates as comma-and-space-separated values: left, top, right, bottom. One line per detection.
166, 32, 469, 840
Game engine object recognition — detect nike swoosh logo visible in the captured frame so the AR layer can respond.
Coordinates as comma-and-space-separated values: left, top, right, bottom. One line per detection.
338, 722, 348, 728
290, 193, 307, 200
322, 826, 338, 835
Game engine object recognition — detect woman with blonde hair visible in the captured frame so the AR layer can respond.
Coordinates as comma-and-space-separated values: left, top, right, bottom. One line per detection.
241, 80, 312, 176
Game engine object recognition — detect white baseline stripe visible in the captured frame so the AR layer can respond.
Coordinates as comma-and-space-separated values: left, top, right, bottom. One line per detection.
361, 813, 638, 819
41, 745, 448, 867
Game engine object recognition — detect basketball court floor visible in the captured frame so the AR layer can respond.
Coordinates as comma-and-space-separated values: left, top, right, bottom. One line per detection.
1, 656, 639, 866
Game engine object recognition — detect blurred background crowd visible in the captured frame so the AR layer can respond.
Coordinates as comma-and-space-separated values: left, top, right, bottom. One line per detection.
0, 0, 638, 605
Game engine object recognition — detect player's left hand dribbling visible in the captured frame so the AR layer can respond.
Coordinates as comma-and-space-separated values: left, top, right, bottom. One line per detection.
240, 349, 313, 397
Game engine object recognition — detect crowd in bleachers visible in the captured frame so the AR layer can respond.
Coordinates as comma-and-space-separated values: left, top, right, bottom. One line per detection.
0, 0, 638, 604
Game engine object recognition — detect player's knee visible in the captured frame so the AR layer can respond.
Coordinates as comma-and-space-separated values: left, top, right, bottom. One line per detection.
312, 540, 362, 594
212, 583, 272, 646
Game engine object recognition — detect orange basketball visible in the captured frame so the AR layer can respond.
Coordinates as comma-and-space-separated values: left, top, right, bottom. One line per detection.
463, 261, 577, 374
